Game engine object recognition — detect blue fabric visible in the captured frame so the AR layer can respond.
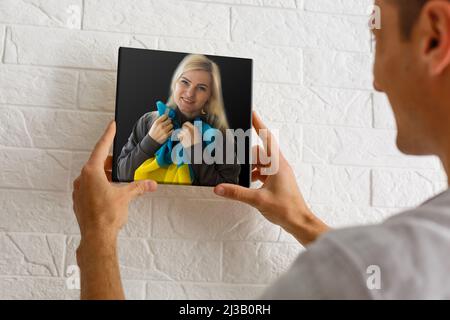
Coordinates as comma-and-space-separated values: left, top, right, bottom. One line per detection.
153, 101, 215, 177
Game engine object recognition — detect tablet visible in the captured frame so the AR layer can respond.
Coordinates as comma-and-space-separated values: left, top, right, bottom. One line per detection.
112, 47, 253, 188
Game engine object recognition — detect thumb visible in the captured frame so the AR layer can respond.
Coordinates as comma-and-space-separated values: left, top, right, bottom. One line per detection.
214, 183, 260, 207
125, 180, 157, 200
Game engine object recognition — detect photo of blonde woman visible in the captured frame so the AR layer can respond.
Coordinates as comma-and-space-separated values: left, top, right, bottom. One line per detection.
116, 53, 246, 186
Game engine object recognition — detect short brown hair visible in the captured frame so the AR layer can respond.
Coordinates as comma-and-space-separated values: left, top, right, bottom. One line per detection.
394, 0, 428, 39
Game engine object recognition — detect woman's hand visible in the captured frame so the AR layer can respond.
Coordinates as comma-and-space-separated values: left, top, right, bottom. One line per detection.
177, 122, 202, 148
213, 112, 330, 246
148, 114, 174, 144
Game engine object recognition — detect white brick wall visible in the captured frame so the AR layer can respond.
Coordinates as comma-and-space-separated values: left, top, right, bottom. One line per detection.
0, 0, 447, 300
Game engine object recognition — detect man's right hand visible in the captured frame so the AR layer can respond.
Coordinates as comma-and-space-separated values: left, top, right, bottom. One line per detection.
214, 112, 330, 246
148, 114, 174, 144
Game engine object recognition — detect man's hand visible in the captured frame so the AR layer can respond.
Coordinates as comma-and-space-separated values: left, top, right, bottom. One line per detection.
73, 120, 157, 239
214, 112, 329, 246
72, 120, 157, 299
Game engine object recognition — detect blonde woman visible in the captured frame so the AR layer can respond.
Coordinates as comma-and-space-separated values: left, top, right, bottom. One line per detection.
117, 54, 241, 186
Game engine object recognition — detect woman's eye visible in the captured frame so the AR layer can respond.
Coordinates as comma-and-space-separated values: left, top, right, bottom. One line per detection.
198, 87, 206, 91
181, 80, 188, 85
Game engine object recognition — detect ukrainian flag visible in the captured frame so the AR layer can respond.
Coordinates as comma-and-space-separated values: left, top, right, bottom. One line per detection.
134, 101, 214, 185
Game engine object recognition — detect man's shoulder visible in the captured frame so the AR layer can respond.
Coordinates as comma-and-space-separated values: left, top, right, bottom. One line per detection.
263, 189, 450, 299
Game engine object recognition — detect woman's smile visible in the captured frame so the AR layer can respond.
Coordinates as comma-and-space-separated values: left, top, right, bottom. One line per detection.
181, 97, 195, 105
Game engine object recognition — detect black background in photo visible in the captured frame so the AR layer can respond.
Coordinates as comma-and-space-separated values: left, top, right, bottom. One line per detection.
112, 47, 252, 187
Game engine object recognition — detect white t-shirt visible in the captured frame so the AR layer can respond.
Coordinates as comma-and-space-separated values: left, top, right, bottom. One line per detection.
261, 188, 450, 299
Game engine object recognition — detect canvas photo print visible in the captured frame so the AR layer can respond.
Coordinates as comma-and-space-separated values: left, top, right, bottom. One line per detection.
112, 47, 253, 187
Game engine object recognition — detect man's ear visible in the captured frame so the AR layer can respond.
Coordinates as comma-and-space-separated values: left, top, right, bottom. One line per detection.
419, 1, 450, 76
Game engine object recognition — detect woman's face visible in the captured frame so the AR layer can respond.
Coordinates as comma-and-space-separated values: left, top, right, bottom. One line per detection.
173, 69, 212, 118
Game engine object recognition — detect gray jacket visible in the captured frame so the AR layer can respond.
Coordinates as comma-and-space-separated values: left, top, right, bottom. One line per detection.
116, 107, 241, 186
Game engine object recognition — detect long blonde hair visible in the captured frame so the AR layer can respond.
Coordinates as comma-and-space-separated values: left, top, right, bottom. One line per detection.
166, 54, 229, 132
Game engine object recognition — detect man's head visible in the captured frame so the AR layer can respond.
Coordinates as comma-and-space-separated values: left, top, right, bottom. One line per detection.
373, 0, 450, 157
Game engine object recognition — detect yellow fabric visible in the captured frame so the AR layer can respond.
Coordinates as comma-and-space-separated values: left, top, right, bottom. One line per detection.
134, 156, 192, 185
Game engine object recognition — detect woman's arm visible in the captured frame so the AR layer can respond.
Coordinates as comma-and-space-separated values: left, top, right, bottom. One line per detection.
116, 112, 161, 181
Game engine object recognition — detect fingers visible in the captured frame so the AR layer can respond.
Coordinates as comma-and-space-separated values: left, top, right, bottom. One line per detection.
252, 111, 268, 131
125, 180, 158, 201
251, 145, 272, 170
159, 116, 173, 134
104, 156, 113, 182
73, 176, 81, 190
104, 155, 113, 171
155, 114, 168, 123
88, 121, 116, 168
177, 130, 185, 140
163, 122, 174, 130
252, 111, 277, 157
214, 183, 261, 208
252, 169, 267, 183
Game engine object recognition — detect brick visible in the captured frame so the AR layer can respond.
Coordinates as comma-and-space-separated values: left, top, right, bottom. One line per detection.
4, 26, 152, 70
0, 278, 70, 299
254, 83, 372, 127
0, 106, 33, 148
373, 92, 396, 129
21, 108, 113, 151
64, 279, 146, 300
157, 36, 303, 84
201, 0, 297, 8
223, 242, 301, 284
232, 8, 370, 52
0, 277, 145, 300
311, 204, 399, 227
372, 169, 448, 208
65, 237, 222, 282
0, 25, 5, 59
84, 0, 229, 41
0, 64, 77, 107
152, 198, 280, 241
0, 233, 64, 276
0, 190, 76, 234
146, 281, 266, 299
0, 148, 70, 191
303, 126, 441, 169
78, 71, 117, 112
0, 0, 82, 29
304, 49, 373, 89
304, 0, 373, 15
265, 121, 302, 165
293, 163, 371, 206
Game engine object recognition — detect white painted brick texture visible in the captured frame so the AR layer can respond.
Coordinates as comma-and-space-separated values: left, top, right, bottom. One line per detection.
0, 0, 447, 300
